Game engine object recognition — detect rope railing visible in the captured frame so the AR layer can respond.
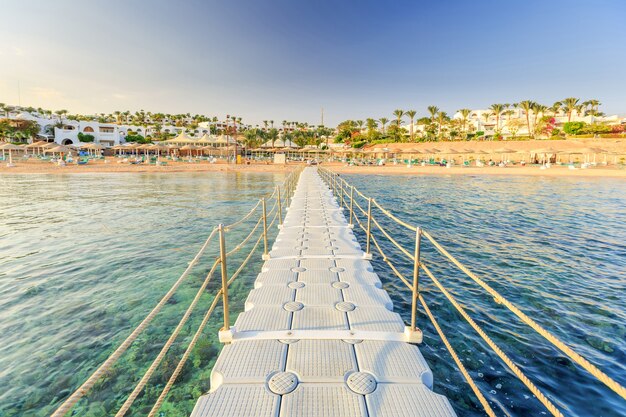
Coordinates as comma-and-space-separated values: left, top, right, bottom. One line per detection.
419, 293, 497, 417
217, 178, 285, 338
421, 262, 564, 417
225, 214, 264, 257
49, 227, 218, 417
369, 213, 414, 261
50, 165, 304, 417
421, 229, 626, 400
147, 211, 278, 417
351, 206, 413, 290
115, 258, 221, 417
351, 201, 496, 414
147, 291, 221, 417
317, 167, 626, 415
224, 199, 262, 231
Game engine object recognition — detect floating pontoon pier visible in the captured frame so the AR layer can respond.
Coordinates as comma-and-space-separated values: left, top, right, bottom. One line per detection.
191, 167, 456, 416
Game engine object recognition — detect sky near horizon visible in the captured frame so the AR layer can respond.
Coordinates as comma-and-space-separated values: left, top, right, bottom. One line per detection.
1, 0, 625, 126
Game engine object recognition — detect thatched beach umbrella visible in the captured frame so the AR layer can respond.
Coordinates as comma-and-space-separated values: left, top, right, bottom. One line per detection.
44, 145, 70, 159
435, 146, 460, 164
401, 148, 422, 166
0, 143, 22, 166
531, 147, 560, 164
84, 143, 105, 157
492, 147, 516, 162
148, 143, 168, 159
165, 144, 179, 156
576, 147, 606, 164
180, 144, 199, 157
111, 144, 127, 156
41, 142, 59, 149
605, 149, 624, 165
25, 140, 48, 155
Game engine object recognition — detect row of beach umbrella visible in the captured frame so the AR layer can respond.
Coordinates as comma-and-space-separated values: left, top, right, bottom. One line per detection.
328, 145, 621, 163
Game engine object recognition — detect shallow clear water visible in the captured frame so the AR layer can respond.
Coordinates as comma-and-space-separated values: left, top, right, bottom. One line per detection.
0, 172, 285, 417
0, 171, 624, 417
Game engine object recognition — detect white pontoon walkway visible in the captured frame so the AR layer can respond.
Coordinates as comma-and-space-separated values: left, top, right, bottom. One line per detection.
191, 167, 456, 417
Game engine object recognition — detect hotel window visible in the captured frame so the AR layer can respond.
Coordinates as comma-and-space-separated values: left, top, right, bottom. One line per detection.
99, 127, 114, 133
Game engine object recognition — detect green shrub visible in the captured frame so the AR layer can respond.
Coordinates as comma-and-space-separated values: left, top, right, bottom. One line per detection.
77, 132, 94, 142
563, 121, 586, 135
125, 134, 151, 144
581, 123, 610, 135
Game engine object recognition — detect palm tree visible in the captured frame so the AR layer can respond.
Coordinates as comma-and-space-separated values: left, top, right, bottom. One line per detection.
489, 104, 506, 131
427, 106, 439, 122
366, 118, 378, 136
517, 100, 535, 138
437, 111, 448, 141
267, 128, 278, 147
549, 102, 562, 118
379, 117, 389, 134
503, 109, 515, 125
561, 97, 580, 122
532, 103, 547, 136
588, 99, 601, 116
405, 110, 417, 141
355, 120, 364, 132
393, 109, 405, 127
457, 109, 471, 137
481, 111, 493, 138
55, 109, 68, 122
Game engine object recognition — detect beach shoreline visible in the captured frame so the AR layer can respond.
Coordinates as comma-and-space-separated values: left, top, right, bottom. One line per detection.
328, 163, 626, 178
0, 160, 294, 175
1, 159, 625, 178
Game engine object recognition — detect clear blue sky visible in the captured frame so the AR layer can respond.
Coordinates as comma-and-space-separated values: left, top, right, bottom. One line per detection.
1, 0, 624, 126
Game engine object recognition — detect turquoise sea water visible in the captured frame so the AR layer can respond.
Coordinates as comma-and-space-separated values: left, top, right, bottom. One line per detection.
0, 171, 624, 417
344, 173, 626, 417
0, 172, 285, 417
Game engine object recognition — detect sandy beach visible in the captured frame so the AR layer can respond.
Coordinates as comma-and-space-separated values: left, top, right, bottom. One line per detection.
1, 158, 625, 178
1, 139, 624, 178
327, 163, 626, 178
0, 159, 294, 175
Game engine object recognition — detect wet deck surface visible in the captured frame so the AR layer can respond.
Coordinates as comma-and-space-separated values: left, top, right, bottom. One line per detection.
191, 167, 456, 417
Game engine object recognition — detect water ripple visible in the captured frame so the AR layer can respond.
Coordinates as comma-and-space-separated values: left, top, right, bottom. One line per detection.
0, 172, 284, 417
346, 173, 626, 417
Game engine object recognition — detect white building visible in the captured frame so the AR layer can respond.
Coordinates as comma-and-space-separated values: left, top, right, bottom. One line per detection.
5, 111, 57, 140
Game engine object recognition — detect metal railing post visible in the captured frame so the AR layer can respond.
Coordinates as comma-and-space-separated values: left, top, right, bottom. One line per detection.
277, 186, 283, 225
340, 178, 344, 208
411, 227, 422, 331
218, 224, 229, 331
349, 186, 354, 226
366, 198, 373, 255
262, 198, 268, 256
